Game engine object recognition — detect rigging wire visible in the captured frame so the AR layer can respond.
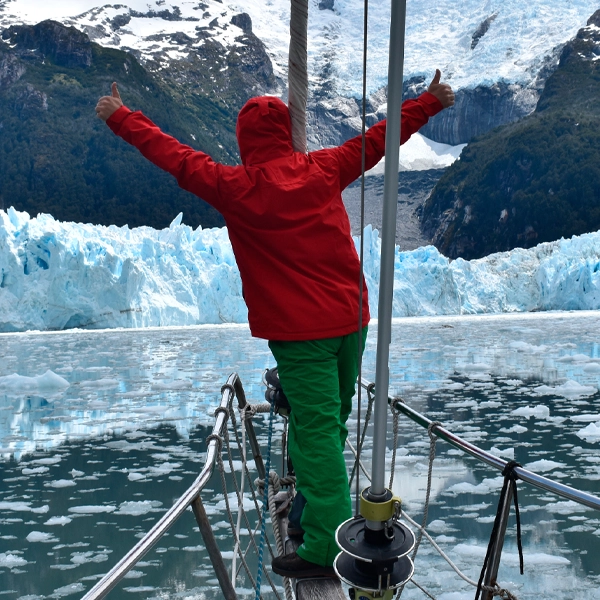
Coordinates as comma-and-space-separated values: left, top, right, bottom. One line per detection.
355, 0, 369, 517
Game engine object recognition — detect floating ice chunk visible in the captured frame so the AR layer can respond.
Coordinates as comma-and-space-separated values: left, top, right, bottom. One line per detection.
123, 570, 145, 579
45, 479, 76, 488
32, 456, 61, 465
148, 462, 181, 476
22, 466, 49, 475
70, 551, 110, 564
545, 499, 590, 515
442, 382, 465, 390
0, 552, 27, 568
446, 399, 478, 408
490, 446, 515, 460
533, 380, 597, 399
556, 353, 593, 363
445, 476, 504, 495
0, 371, 69, 392
479, 400, 502, 408
0, 501, 49, 513
44, 516, 72, 526
509, 341, 547, 354
69, 469, 84, 478
576, 421, 600, 443
500, 425, 528, 434
511, 404, 550, 419
26, 531, 58, 543
68, 505, 116, 514
525, 459, 565, 472
127, 472, 146, 482
182, 545, 205, 552
427, 519, 450, 533
115, 501, 162, 516
151, 379, 193, 390
571, 414, 600, 422
49, 583, 85, 598
80, 379, 119, 389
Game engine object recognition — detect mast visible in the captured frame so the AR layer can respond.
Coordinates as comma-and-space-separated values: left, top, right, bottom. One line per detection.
334, 4, 415, 594
370, 0, 407, 499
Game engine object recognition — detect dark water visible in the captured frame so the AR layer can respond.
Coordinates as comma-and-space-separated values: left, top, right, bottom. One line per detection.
1, 312, 599, 599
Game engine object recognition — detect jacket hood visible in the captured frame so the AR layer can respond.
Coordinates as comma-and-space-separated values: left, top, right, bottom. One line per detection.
236, 96, 294, 166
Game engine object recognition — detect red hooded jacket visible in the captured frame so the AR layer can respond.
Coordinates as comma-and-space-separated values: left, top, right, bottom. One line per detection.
107, 93, 442, 340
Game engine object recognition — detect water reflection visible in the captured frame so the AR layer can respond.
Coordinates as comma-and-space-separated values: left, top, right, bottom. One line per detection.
0, 312, 599, 599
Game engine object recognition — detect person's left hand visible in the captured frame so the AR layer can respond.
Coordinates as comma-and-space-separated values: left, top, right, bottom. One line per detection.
428, 69, 455, 109
96, 82, 123, 121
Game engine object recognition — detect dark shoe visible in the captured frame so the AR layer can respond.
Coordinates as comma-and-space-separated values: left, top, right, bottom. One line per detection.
271, 551, 336, 578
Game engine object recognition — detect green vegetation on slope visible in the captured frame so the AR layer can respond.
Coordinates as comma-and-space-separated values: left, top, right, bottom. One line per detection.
0, 20, 274, 230
421, 10, 600, 260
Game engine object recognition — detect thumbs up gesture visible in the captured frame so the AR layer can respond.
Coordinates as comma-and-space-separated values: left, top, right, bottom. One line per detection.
428, 69, 455, 109
95, 82, 124, 121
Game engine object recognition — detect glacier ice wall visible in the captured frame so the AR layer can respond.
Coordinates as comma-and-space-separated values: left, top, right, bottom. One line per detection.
1, 207, 600, 333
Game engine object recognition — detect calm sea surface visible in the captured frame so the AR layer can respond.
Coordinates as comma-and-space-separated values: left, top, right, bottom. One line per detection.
1, 311, 599, 600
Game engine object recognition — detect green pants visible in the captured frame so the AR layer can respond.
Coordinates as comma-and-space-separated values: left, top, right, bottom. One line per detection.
269, 327, 367, 566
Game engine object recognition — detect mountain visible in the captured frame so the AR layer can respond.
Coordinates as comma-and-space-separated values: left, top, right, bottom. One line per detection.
1, 1, 596, 146
0, 1, 597, 230
421, 10, 600, 260
0, 17, 276, 229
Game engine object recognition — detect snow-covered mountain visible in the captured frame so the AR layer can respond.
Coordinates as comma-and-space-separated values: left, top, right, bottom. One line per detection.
2, 207, 599, 333
1, 0, 598, 144
0, 0, 596, 93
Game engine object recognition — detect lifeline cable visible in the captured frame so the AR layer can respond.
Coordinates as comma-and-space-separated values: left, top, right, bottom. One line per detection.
475, 460, 524, 600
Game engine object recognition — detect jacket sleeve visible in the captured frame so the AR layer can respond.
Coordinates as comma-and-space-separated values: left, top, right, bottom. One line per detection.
106, 106, 227, 209
317, 92, 443, 191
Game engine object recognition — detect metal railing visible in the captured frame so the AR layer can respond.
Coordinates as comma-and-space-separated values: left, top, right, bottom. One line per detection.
360, 378, 600, 600
81, 373, 261, 600
363, 381, 600, 511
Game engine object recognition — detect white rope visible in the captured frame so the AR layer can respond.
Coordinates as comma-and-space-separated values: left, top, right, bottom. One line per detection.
346, 438, 372, 483
288, 0, 308, 153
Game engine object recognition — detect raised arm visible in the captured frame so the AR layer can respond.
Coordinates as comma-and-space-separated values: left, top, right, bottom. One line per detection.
96, 83, 225, 209
320, 70, 454, 191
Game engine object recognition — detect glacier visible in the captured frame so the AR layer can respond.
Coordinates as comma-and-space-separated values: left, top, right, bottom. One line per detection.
0, 0, 597, 94
1, 204, 600, 333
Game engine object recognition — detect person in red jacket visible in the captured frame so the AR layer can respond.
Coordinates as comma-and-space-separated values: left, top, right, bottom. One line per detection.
96, 73, 454, 578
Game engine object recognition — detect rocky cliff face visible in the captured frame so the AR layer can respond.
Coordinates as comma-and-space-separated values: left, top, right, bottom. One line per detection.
0, 53, 25, 88
2, 21, 92, 69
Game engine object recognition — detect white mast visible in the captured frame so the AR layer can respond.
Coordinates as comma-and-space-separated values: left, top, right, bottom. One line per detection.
370, 0, 408, 500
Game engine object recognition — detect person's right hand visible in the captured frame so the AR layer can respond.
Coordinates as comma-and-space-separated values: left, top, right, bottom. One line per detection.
428, 70, 455, 109
96, 82, 123, 121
